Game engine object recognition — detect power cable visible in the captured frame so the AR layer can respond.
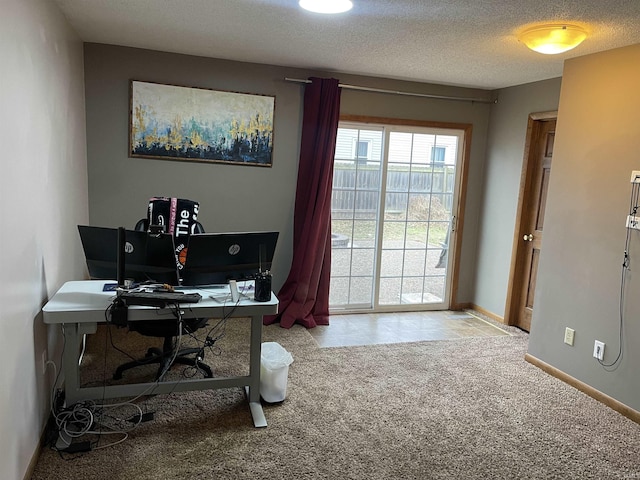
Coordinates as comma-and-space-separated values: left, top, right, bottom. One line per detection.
599, 181, 640, 369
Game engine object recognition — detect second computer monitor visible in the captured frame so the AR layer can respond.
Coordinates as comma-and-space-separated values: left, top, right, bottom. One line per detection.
181, 231, 279, 286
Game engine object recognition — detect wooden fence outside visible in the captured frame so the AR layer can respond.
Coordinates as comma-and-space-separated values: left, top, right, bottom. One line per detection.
332, 166, 455, 217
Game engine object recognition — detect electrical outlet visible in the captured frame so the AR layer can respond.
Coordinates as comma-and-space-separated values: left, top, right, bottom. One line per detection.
626, 215, 640, 230
593, 340, 605, 361
564, 327, 575, 346
631, 171, 640, 184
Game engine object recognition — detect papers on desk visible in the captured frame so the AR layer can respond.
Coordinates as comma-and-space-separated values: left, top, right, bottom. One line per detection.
209, 293, 230, 303
207, 282, 254, 303
209, 292, 252, 303
176, 280, 254, 291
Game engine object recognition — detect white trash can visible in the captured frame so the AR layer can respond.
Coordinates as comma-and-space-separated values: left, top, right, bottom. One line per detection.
260, 342, 294, 403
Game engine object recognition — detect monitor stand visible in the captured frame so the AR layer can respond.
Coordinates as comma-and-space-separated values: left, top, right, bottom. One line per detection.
117, 226, 126, 288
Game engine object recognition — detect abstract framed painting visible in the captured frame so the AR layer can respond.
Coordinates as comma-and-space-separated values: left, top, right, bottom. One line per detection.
129, 80, 275, 167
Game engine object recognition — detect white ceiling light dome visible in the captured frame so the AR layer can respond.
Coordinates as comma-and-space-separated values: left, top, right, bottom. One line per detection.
518, 23, 589, 55
299, 0, 353, 14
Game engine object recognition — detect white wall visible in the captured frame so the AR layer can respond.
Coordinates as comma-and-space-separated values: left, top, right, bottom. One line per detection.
474, 78, 562, 317
0, 1, 88, 479
528, 44, 640, 411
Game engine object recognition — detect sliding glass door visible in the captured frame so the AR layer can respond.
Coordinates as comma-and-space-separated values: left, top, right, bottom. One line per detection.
330, 121, 464, 312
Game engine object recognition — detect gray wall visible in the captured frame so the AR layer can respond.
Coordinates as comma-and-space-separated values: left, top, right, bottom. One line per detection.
528, 44, 640, 411
475, 78, 562, 316
84, 44, 492, 298
0, 1, 88, 479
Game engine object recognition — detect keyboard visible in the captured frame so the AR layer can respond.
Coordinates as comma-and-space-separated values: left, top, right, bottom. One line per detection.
120, 291, 202, 307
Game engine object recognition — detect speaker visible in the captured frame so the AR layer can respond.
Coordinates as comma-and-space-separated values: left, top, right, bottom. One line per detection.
254, 271, 272, 302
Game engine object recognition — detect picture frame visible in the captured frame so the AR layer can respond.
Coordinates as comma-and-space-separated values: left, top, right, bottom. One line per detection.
129, 80, 275, 167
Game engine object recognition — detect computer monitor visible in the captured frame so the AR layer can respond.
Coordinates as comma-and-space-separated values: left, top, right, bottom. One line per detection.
78, 225, 180, 285
181, 231, 279, 286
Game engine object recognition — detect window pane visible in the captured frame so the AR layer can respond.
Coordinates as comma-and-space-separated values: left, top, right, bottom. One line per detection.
382, 221, 405, 249
409, 170, 432, 192
380, 249, 403, 277
355, 191, 379, 218
403, 250, 426, 276
405, 224, 428, 249
401, 277, 424, 304
332, 189, 355, 216
379, 277, 401, 305
386, 170, 410, 192
411, 134, 435, 165
331, 247, 351, 276
428, 222, 449, 248
356, 168, 381, 189
349, 276, 373, 304
332, 219, 354, 237
407, 194, 431, 220
388, 132, 412, 164
351, 248, 375, 276
351, 220, 376, 242
424, 275, 445, 303
330, 277, 350, 306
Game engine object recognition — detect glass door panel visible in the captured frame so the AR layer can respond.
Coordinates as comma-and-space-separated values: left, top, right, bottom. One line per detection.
330, 125, 383, 308
330, 123, 462, 312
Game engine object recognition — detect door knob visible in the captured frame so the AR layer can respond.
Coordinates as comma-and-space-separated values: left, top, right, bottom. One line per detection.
523, 234, 533, 242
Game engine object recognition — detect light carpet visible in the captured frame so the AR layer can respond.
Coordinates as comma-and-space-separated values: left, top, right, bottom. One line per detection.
32, 318, 640, 479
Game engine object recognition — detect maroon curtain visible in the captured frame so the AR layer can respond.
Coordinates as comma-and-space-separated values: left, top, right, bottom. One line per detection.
265, 77, 341, 328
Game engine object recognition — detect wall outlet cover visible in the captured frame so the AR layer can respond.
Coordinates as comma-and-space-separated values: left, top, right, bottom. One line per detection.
593, 340, 605, 360
626, 215, 640, 230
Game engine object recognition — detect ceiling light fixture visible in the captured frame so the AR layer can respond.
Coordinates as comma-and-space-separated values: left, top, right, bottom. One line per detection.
518, 23, 588, 55
299, 0, 353, 14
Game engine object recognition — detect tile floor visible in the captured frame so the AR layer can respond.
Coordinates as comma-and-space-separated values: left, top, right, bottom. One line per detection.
309, 310, 511, 347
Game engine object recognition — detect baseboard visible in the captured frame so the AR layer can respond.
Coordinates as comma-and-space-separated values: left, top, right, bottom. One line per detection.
450, 301, 470, 310
24, 403, 60, 480
23, 434, 44, 480
525, 353, 640, 425
466, 304, 506, 324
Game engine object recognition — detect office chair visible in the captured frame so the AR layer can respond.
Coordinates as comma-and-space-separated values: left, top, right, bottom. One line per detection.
113, 198, 213, 381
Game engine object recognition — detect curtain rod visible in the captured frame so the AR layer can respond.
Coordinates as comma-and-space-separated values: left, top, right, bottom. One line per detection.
284, 77, 496, 104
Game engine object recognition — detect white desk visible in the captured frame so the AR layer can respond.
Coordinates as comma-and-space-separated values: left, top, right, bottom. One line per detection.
43, 280, 278, 427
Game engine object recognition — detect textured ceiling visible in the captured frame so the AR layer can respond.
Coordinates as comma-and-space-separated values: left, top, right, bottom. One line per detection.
53, 0, 640, 89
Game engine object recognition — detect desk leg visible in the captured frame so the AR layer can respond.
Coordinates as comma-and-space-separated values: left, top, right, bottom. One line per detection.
61, 323, 82, 406
247, 314, 267, 428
